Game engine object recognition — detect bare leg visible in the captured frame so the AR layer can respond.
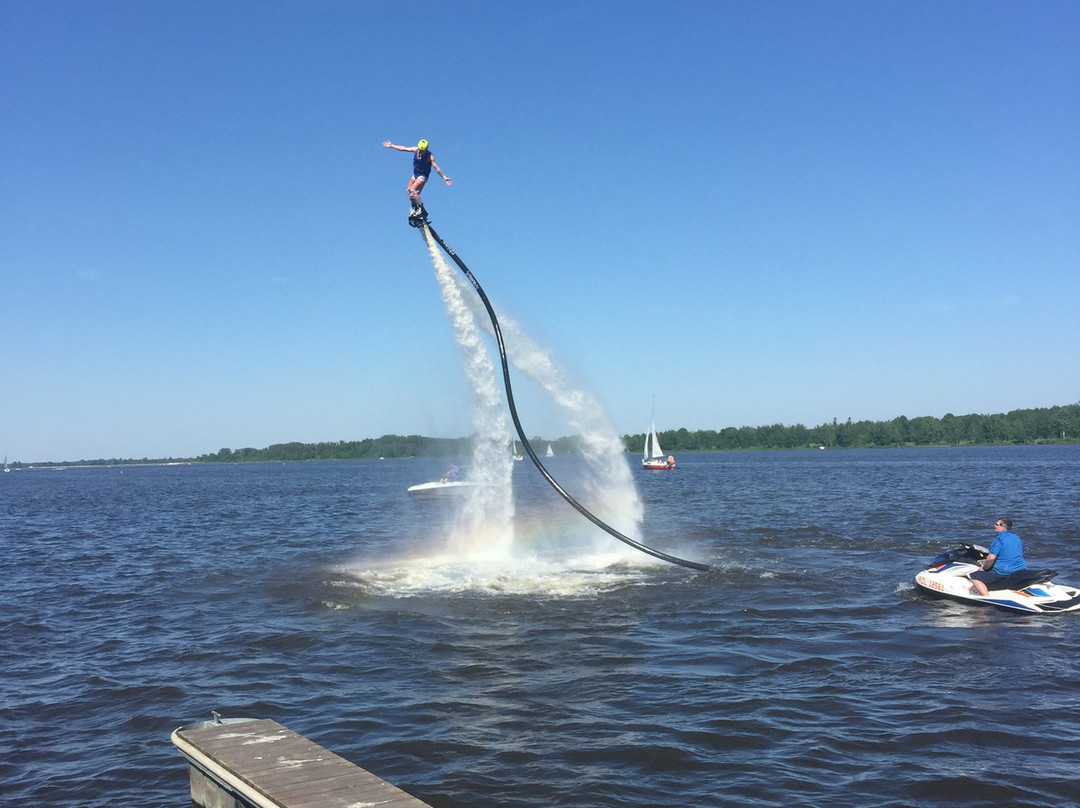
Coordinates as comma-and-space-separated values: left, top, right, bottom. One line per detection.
408, 176, 427, 209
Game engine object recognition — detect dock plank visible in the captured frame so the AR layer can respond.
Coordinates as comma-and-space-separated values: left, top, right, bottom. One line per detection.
173, 718, 432, 808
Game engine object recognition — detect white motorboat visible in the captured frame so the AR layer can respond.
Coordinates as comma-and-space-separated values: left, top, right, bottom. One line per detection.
406, 480, 486, 497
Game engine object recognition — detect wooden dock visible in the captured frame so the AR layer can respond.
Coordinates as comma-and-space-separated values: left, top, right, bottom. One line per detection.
171, 717, 434, 808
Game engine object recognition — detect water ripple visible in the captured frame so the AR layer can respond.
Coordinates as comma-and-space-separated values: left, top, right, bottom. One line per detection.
2, 449, 1079, 806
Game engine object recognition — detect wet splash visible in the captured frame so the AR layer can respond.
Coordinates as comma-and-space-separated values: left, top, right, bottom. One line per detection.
337, 548, 659, 599
359, 229, 648, 587
424, 232, 515, 558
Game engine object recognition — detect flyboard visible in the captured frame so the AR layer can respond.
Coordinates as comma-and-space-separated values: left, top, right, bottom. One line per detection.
410, 208, 710, 572
408, 203, 429, 228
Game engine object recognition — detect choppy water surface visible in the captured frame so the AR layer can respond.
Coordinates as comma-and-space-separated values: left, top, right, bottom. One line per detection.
2, 446, 1079, 807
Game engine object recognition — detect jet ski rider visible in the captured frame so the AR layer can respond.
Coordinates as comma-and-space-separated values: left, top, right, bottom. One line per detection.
970, 517, 1027, 596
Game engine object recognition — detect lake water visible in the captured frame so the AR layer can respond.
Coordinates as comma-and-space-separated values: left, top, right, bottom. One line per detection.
2, 445, 1079, 807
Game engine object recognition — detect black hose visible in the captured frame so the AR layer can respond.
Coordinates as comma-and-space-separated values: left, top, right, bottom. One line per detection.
422, 223, 710, 572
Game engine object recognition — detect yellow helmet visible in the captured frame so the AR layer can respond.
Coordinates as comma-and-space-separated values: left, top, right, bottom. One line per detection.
417, 139, 429, 151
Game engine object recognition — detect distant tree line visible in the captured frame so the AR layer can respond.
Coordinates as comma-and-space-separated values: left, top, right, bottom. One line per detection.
196, 435, 473, 463
623, 404, 1080, 453
9, 404, 1076, 468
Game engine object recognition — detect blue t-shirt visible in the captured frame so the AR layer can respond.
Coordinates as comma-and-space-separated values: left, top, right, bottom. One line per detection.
413, 150, 433, 178
989, 530, 1026, 575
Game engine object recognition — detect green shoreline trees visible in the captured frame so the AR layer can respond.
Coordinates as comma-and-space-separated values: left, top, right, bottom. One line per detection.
199, 403, 1076, 462
623, 403, 1079, 454
9, 404, 1077, 467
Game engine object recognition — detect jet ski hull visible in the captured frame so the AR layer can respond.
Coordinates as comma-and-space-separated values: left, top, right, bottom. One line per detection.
914, 545, 1080, 614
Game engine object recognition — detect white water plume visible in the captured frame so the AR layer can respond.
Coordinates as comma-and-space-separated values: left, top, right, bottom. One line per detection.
342, 231, 652, 595
446, 269, 644, 542
424, 232, 515, 558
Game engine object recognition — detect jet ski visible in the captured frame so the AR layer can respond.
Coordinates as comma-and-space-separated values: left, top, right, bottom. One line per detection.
914, 544, 1080, 614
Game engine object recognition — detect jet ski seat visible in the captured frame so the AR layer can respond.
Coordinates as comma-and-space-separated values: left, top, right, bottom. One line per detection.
988, 569, 1058, 591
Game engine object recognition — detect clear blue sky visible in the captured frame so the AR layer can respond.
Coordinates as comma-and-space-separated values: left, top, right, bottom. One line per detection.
2, 1, 1077, 462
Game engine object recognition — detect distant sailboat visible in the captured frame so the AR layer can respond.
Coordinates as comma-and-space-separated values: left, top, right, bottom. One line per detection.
3, 456, 9, 473
545, 444, 554, 457
642, 423, 675, 470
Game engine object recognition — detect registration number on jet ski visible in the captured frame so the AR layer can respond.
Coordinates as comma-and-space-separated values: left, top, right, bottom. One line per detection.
917, 574, 945, 593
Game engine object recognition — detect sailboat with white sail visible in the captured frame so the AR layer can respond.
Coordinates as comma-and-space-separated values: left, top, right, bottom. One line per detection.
642, 422, 675, 470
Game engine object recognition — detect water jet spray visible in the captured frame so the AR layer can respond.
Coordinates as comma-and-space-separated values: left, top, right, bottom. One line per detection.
418, 222, 710, 572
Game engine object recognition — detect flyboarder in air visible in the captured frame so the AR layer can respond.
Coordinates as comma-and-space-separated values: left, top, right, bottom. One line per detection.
383, 138, 451, 225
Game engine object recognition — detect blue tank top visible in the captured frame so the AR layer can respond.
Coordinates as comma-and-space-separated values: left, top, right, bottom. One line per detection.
413, 150, 432, 178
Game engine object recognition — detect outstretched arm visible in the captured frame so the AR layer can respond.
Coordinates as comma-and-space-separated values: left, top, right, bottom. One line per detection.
383, 140, 415, 152
430, 157, 452, 186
